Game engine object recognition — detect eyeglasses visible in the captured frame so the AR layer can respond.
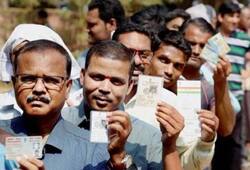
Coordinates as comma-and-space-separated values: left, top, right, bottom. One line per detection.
14, 74, 68, 91
129, 48, 153, 64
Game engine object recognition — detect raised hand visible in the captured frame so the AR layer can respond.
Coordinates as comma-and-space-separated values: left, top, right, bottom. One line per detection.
156, 101, 184, 147
107, 110, 132, 164
198, 109, 219, 142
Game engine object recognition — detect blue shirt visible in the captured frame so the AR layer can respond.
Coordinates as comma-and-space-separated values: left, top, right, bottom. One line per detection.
0, 144, 19, 170
62, 101, 163, 170
0, 116, 109, 170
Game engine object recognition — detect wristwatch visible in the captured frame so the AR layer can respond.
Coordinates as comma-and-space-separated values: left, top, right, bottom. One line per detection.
108, 154, 133, 170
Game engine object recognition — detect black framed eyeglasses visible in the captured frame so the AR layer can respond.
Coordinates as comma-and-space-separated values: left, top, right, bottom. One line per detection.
14, 74, 68, 91
129, 48, 153, 64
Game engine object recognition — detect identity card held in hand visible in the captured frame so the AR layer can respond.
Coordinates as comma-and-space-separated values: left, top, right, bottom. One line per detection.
177, 80, 201, 144
201, 32, 230, 66
135, 75, 163, 108
129, 75, 163, 128
90, 111, 108, 143
5, 136, 43, 160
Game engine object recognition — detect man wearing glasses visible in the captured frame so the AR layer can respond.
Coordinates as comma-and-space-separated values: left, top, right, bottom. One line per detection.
112, 21, 153, 103
0, 40, 128, 169
113, 22, 218, 169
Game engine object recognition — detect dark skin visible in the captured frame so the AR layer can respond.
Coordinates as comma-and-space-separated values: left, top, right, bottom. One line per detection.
183, 24, 235, 136
10, 48, 72, 170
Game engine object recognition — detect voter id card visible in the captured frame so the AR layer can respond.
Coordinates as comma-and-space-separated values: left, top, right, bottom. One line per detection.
5, 136, 43, 160
90, 111, 108, 143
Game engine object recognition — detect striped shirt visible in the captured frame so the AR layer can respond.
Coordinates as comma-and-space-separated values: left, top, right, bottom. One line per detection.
225, 31, 250, 101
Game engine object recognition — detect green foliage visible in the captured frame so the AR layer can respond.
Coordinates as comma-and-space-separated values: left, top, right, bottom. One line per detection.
9, 0, 39, 8
68, 0, 88, 12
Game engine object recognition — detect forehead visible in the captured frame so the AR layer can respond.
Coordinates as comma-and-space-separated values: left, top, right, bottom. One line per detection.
87, 8, 101, 22
117, 31, 151, 50
87, 55, 130, 79
155, 44, 186, 63
241, 8, 250, 16
16, 49, 67, 75
184, 24, 212, 44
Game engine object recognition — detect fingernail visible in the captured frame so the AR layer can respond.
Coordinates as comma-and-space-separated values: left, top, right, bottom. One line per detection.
107, 112, 112, 117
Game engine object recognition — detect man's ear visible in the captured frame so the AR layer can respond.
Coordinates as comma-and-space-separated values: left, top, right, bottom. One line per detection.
218, 14, 223, 23
126, 79, 134, 96
106, 18, 117, 32
65, 79, 72, 99
80, 68, 85, 87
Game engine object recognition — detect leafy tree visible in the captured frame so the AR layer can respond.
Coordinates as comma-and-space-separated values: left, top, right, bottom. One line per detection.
9, 0, 39, 8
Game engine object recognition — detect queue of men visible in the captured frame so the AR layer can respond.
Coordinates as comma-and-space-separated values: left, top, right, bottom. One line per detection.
0, 0, 250, 170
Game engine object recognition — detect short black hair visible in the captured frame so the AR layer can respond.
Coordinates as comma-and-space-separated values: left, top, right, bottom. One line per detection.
13, 40, 72, 77
112, 20, 156, 50
180, 18, 216, 35
218, 2, 240, 16
88, 0, 125, 27
85, 40, 134, 79
165, 9, 190, 23
155, 30, 192, 60
131, 4, 168, 36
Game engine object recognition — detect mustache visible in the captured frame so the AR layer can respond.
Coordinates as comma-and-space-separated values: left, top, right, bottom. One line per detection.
26, 95, 51, 104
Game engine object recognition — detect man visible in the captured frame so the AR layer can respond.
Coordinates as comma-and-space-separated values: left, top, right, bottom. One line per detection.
239, 6, 250, 36
180, 18, 238, 137
0, 40, 130, 169
72, 0, 126, 95
213, 2, 250, 169
114, 23, 217, 169
77, 0, 125, 68
112, 21, 154, 103
63, 40, 184, 170
146, 30, 219, 170
0, 24, 82, 118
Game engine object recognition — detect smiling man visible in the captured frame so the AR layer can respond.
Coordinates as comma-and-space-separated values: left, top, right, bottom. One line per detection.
63, 40, 184, 170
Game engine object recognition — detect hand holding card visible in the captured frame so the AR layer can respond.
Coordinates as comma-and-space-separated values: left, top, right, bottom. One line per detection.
201, 33, 230, 67
5, 136, 43, 160
90, 111, 108, 143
